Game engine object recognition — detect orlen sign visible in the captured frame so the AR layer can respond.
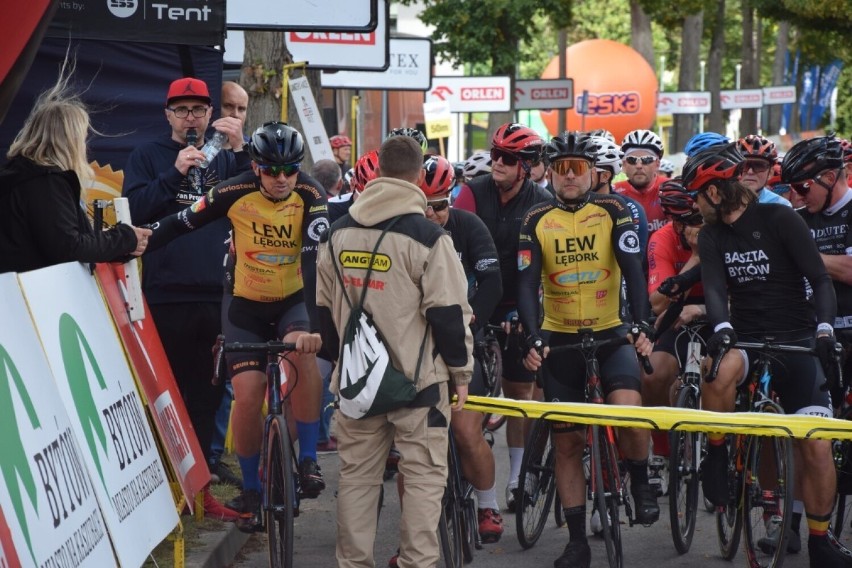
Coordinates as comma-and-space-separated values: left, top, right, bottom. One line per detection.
515, 79, 574, 110
720, 89, 764, 110
426, 76, 511, 112
288, 32, 376, 45
763, 85, 797, 105
657, 91, 712, 115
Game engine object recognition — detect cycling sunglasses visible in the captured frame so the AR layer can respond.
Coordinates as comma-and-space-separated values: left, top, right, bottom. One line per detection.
625, 155, 657, 166
490, 147, 520, 167
426, 197, 451, 212
258, 163, 301, 177
551, 158, 591, 176
742, 159, 771, 174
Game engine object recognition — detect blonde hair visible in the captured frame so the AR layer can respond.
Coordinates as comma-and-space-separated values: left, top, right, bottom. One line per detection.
7, 57, 94, 188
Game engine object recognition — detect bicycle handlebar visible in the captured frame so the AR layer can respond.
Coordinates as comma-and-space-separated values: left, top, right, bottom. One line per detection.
211, 335, 297, 385
539, 327, 654, 375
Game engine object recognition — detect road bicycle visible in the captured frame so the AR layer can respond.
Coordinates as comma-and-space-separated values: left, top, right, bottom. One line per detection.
213, 337, 300, 568
515, 327, 652, 568
477, 324, 505, 433
438, 428, 478, 567
708, 338, 810, 568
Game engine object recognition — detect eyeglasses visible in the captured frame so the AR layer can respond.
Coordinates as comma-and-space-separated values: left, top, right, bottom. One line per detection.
258, 163, 301, 177
490, 148, 520, 167
742, 159, 771, 173
426, 198, 451, 213
551, 158, 591, 176
166, 105, 209, 119
624, 155, 657, 166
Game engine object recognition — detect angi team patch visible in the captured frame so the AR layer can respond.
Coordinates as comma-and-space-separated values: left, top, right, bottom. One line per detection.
339, 251, 392, 272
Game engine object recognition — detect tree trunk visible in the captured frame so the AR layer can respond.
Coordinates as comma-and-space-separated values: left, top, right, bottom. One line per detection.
239, 31, 323, 170
766, 21, 790, 134
707, 0, 726, 134
488, 34, 517, 142
673, 12, 704, 153
738, 4, 758, 137
630, 0, 655, 70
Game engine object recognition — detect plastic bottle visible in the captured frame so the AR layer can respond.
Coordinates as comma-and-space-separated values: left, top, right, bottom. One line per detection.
198, 131, 227, 168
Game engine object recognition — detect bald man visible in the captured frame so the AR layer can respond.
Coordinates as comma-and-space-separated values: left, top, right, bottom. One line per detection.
222, 81, 248, 124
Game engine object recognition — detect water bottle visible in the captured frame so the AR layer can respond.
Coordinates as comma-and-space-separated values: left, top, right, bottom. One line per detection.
198, 131, 227, 168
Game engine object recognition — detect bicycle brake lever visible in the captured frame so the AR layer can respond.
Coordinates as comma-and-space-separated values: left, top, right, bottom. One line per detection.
212, 334, 225, 386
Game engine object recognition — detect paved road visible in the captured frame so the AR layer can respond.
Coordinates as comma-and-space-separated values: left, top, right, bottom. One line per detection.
230, 426, 844, 567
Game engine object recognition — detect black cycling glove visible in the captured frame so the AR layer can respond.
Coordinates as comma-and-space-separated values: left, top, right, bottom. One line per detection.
816, 334, 842, 391
631, 321, 656, 344
525, 334, 545, 355
657, 265, 701, 297
706, 327, 737, 361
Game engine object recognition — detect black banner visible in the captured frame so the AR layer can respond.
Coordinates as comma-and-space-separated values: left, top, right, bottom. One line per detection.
47, 0, 225, 46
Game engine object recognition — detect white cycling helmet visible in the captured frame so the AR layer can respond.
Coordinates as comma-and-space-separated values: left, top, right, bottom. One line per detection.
589, 136, 623, 176
658, 158, 675, 175
587, 128, 616, 145
463, 150, 492, 179
621, 129, 664, 158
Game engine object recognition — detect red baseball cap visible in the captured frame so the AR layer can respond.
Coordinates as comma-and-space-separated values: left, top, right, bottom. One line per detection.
166, 77, 211, 106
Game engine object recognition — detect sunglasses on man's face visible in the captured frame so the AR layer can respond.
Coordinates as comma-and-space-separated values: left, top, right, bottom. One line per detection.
258, 163, 301, 177
742, 159, 771, 174
550, 158, 591, 176
490, 148, 520, 167
625, 155, 657, 166
426, 197, 451, 212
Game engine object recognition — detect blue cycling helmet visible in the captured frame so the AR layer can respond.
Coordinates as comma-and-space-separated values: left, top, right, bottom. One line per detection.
684, 132, 730, 158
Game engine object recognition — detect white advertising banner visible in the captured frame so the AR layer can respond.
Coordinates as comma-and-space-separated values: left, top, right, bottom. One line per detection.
227, 0, 378, 31
763, 85, 797, 105
18, 263, 178, 568
515, 79, 574, 110
320, 38, 432, 91
426, 76, 512, 113
720, 89, 764, 110
657, 91, 712, 115
0, 273, 116, 568
285, 0, 388, 71
289, 76, 334, 162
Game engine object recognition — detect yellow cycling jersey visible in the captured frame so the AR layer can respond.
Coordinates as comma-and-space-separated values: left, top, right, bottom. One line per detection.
149, 170, 329, 303
517, 193, 644, 334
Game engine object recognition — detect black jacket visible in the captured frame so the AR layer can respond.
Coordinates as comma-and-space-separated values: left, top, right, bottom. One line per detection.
0, 156, 136, 273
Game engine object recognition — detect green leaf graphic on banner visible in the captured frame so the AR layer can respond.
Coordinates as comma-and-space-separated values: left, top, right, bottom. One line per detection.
0, 344, 40, 565
58, 313, 109, 492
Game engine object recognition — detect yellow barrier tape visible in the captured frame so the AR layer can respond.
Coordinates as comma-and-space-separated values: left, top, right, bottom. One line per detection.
464, 395, 852, 441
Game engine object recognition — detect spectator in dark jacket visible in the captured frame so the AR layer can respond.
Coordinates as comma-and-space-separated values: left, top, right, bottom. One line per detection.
0, 60, 149, 274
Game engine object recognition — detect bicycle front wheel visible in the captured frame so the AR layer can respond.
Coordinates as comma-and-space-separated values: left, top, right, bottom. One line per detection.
439, 483, 463, 568
668, 386, 701, 554
480, 337, 505, 431
515, 418, 557, 549
834, 406, 852, 537
265, 415, 295, 568
592, 424, 623, 568
742, 433, 794, 568
715, 435, 743, 561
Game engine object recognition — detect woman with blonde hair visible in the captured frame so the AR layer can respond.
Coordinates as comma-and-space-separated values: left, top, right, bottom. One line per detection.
0, 60, 150, 273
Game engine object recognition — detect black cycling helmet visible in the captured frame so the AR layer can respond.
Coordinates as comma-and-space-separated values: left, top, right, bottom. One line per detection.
247, 121, 305, 165
660, 178, 701, 225
388, 127, 428, 152
780, 135, 844, 185
681, 142, 743, 191
543, 131, 597, 164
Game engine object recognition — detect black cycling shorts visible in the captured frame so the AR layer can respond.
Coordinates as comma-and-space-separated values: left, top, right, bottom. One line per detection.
740, 334, 831, 417
541, 325, 642, 405
222, 292, 308, 376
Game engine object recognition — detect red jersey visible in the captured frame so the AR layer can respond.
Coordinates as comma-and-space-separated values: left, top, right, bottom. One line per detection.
647, 222, 704, 300
614, 174, 667, 235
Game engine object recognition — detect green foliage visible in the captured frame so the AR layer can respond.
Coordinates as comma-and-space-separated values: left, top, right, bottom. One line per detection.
835, 68, 852, 139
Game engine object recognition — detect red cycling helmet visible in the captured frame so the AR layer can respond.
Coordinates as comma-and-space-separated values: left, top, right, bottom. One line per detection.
659, 178, 701, 225
420, 155, 455, 197
330, 135, 352, 149
681, 142, 744, 191
737, 134, 777, 162
767, 160, 783, 186
492, 123, 543, 161
351, 150, 379, 192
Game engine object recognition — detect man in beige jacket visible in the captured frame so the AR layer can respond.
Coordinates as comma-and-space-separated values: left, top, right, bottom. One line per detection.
316, 135, 473, 568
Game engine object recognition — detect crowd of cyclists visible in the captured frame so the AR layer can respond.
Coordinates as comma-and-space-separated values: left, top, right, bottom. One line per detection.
136, 101, 852, 568
320, 122, 852, 568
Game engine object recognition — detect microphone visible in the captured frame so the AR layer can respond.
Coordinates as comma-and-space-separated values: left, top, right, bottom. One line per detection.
186, 128, 198, 147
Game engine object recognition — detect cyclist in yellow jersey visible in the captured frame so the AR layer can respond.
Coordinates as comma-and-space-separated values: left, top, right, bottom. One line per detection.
517, 132, 656, 568
146, 122, 329, 531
